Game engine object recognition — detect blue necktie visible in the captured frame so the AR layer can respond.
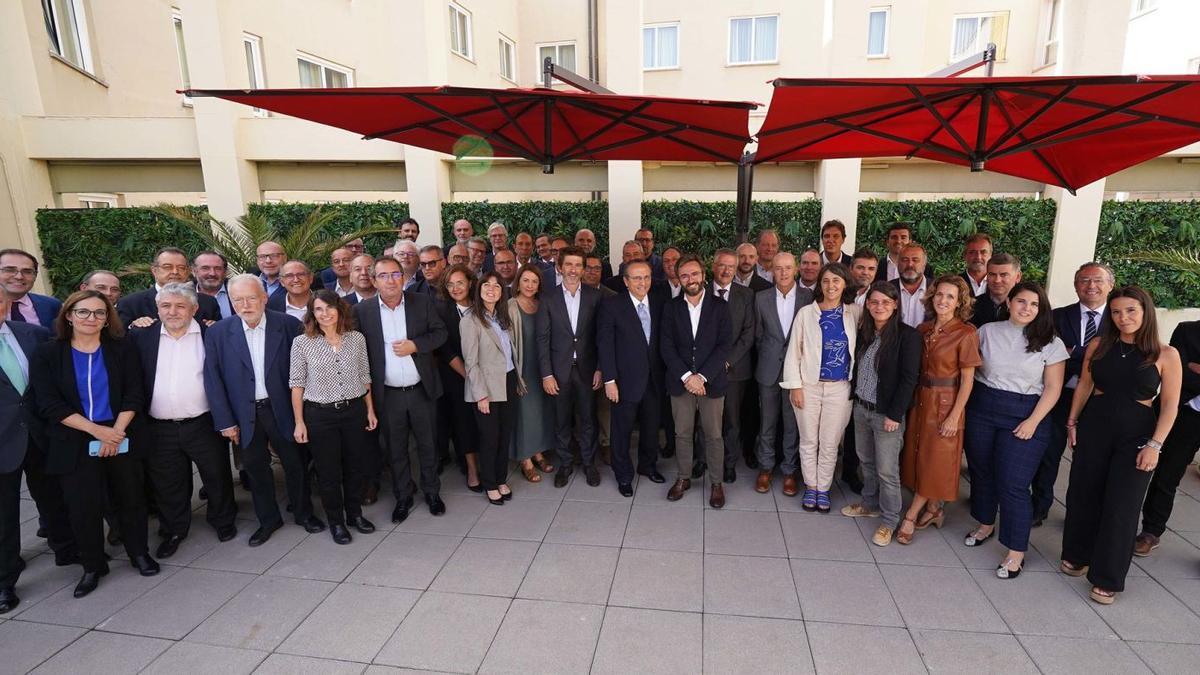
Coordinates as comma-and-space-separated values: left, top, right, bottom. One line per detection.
637, 302, 650, 344
1084, 310, 1098, 345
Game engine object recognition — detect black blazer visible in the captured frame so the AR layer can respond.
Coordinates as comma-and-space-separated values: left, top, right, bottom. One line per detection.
1170, 320, 1200, 407
1052, 302, 1092, 386
128, 320, 209, 416
31, 337, 145, 475
0, 322, 52, 473
597, 291, 665, 403
266, 290, 309, 316
742, 273, 772, 294
116, 287, 222, 328
971, 292, 1007, 327
203, 311, 302, 443
354, 293, 447, 408
852, 324, 922, 422
433, 298, 469, 397
535, 283, 601, 382
713, 283, 756, 382
660, 292, 731, 398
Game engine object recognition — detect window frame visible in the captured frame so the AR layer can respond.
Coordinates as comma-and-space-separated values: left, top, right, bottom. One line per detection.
172, 12, 192, 107
1035, 0, 1061, 68
77, 193, 116, 208
44, 0, 94, 73
1131, 0, 1158, 17
535, 41, 578, 81
866, 6, 891, 59
449, 1, 474, 62
642, 22, 681, 71
296, 52, 354, 88
498, 34, 517, 83
948, 11, 1009, 63
243, 33, 268, 116
726, 14, 780, 66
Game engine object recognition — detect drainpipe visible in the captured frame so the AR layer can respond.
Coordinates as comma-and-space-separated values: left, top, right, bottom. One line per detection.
588, 0, 601, 200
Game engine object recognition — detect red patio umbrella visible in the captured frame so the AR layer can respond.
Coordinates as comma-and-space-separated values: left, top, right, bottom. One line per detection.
184, 85, 758, 172
754, 74, 1200, 193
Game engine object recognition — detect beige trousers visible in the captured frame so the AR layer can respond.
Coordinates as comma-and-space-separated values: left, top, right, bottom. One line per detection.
793, 380, 853, 491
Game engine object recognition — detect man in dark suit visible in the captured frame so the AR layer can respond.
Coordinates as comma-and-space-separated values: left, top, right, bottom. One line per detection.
752, 253, 812, 496
1032, 262, 1111, 527
117, 247, 222, 327
873, 223, 935, 284
820, 220, 854, 266
0, 249, 63, 328
416, 245, 447, 296
597, 261, 667, 497
710, 249, 755, 484
316, 239, 365, 290
733, 243, 772, 293
129, 283, 238, 559
0, 288, 76, 613
661, 254, 732, 508
603, 241, 647, 294
959, 232, 992, 297
732, 241, 771, 470
203, 274, 322, 547
537, 245, 603, 488
354, 257, 448, 523
575, 229, 613, 280
971, 253, 1022, 327
634, 229, 665, 281
266, 260, 315, 320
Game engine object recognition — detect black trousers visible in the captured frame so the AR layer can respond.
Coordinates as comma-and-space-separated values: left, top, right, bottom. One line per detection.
740, 378, 760, 458
241, 403, 313, 529
384, 385, 440, 503
1141, 405, 1200, 537
610, 383, 662, 485
0, 438, 75, 589
60, 449, 148, 573
1031, 391, 1074, 519
660, 388, 676, 455
1062, 395, 1156, 592
475, 371, 517, 490
721, 379, 747, 469
554, 365, 598, 467
436, 374, 478, 468
146, 413, 236, 537
841, 412, 861, 482
305, 398, 368, 525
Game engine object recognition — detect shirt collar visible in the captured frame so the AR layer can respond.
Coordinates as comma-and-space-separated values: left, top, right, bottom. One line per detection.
160, 319, 201, 337
776, 285, 796, 300
628, 292, 647, 307
0, 322, 13, 335
714, 282, 732, 294
241, 316, 266, 332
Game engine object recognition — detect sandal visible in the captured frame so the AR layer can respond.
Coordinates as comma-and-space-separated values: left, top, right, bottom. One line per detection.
915, 507, 945, 530
815, 491, 832, 513
964, 527, 994, 547
996, 558, 1023, 580
896, 517, 917, 545
801, 488, 818, 512
1089, 586, 1115, 605
1060, 560, 1088, 577
521, 461, 541, 483
533, 455, 555, 473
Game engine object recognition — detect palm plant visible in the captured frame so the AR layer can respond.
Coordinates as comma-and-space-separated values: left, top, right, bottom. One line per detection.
1125, 248, 1200, 276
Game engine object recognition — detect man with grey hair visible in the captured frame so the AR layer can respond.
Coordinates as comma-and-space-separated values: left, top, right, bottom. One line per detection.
755, 229, 780, 283
488, 222, 509, 255
466, 236, 491, 274
393, 239, 424, 291
130, 282, 237, 558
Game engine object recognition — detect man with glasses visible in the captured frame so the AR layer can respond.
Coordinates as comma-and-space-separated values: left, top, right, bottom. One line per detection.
255, 241, 288, 301
349, 254, 376, 304
447, 243, 470, 267
0, 249, 62, 328
415, 246, 446, 296
193, 252, 233, 318
487, 222, 509, 255
267, 260, 314, 320
117, 247, 221, 327
634, 228, 665, 280
494, 249, 518, 290
325, 247, 356, 298
317, 238, 364, 290
466, 236, 491, 274
79, 270, 122, 307
393, 240, 424, 292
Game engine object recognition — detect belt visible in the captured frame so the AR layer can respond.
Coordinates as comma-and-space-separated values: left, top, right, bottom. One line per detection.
856, 400, 877, 412
386, 384, 420, 392
920, 376, 958, 388
150, 412, 210, 424
254, 398, 270, 409
305, 398, 356, 410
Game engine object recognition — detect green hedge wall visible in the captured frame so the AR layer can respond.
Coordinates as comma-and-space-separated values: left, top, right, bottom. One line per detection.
249, 201, 407, 254
441, 200, 611, 254
1096, 200, 1200, 309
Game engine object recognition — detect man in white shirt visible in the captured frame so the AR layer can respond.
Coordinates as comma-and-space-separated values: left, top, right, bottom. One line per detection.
874, 223, 913, 283
798, 249, 822, 292
270, 260, 313, 320
820, 220, 853, 265
326, 247, 356, 297
850, 250, 879, 307
350, 254, 378, 303
662, 247, 682, 298
961, 232, 992, 297
893, 244, 930, 329
755, 230, 779, 283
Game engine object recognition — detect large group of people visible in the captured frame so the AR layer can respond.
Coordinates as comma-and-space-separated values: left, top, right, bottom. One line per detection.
0, 212, 1197, 614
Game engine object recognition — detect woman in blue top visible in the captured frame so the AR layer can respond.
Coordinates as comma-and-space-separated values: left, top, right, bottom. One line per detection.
31, 290, 152, 599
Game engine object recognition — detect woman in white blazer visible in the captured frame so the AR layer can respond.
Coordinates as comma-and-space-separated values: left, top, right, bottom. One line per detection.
780, 262, 862, 512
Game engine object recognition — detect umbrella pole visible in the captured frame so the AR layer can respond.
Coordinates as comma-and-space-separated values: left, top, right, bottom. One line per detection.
736, 153, 755, 245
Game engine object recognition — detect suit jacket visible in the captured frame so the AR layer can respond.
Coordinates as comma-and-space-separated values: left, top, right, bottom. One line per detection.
266, 290, 311, 316
660, 292, 731, 398
851, 324, 922, 422
434, 299, 469, 397
535, 283, 601, 382
316, 266, 336, 289
117, 287, 222, 327
128, 320, 209, 417
753, 286, 814, 386
738, 273, 772, 294
970, 291, 1007, 327
31, 336, 145, 475
0, 322, 52, 473
353, 293, 446, 418
1052, 302, 1093, 387
597, 291, 665, 403
596, 284, 617, 299
823, 251, 854, 266
713, 283, 755, 381
459, 306, 516, 403
602, 275, 626, 294
202, 310, 302, 444
28, 293, 63, 328
1170, 320, 1200, 407
599, 260, 614, 281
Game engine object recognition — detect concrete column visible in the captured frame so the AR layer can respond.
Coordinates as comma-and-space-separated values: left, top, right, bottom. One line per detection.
815, 158, 863, 249
1044, 180, 1106, 307
602, 0, 644, 266
404, 148, 452, 247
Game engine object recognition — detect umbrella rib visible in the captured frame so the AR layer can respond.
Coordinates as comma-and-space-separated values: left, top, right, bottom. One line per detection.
569, 98, 752, 144
554, 100, 655, 160
557, 123, 694, 162
362, 98, 541, 140
906, 92, 980, 159
393, 93, 539, 160
1005, 81, 1199, 140
790, 119, 970, 161
551, 102, 589, 154
990, 99, 1079, 191
757, 86, 975, 139
990, 116, 1153, 161
906, 85, 974, 155
560, 98, 743, 161
489, 94, 542, 155
984, 85, 1077, 155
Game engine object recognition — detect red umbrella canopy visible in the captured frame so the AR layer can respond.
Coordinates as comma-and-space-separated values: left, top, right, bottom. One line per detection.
185, 85, 758, 171
754, 75, 1200, 192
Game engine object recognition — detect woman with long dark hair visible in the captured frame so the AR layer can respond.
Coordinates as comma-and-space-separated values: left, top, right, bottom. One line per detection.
842, 282, 921, 546
1062, 286, 1181, 604
434, 264, 481, 490
963, 281, 1068, 578
510, 265, 555, 481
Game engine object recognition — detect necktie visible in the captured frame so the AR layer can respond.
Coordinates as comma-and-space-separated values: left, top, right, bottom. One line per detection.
717, 288, 727, 301
0, 336, 27, 394
1084, 310, 1098, 344
637, 302, 650, 344
8, 304, 27, 322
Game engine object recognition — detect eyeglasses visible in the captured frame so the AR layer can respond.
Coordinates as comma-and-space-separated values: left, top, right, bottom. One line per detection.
374, 272, 404, 281
256, 252, 284, 260
154, 264, 189, 273
70, 308, 108, 320
418, 259, 443, 268
0, 266, 36, 277
281, 272, 310, 281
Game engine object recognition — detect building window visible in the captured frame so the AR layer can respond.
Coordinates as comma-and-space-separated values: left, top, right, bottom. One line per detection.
1132, 0, 1158, 15
499, 35, 516, 82
449, 2, 473, 60
1189, 57, 1200, 74
538, 41, 577, 74
643, 23, 680, 70
1037, 0, 1061, 67
78, 193, 116, 208
951, 12, 1009, 62
867, 7, 890, 58
243, 34, 267, 116
297, 53, 352, 88
42, 0, 93, 72
728, 15, 778, 65
173, 13, 192, 105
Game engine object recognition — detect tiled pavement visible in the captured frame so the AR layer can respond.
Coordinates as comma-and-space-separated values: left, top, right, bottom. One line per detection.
5, 451, 1200, 674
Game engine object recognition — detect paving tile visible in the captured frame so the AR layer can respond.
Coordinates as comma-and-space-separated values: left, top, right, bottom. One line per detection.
1127, 641, 1200, 674
592, 606, 701, 675
1018, 635, 1153, 674
609, 548, 703, 612
0, 553, 77, 619
516, 543, 620, 605
971, 569, 1116, 639
621, 504, 704, 553
142, 641, 267, 675
1157, 576, 1200, 615
18, 563, 179, 629
278, 583, 420, 662
790, 559, 904, 627
0, 621, 85, 675
479, 598, 603, 674
345, 533, 461, 590
375, 591, 509, 673
254, 653, 366, 674
880, 564, 1006, 633
544, 500, 630, 547
503, 465, 569, 502
805, 621, 926, 675
937, 524, 1055, 573
429, 538, 539, 597
703, 474, 778, 511
30, 631, 172, 675
704, 554, 802, 619
1130, 531, 1200, 580
779, 512, 873, 562
1071, 576, 1200, 644
467, 497, 558, 541
858, 517, 964, 567
187, 575, 338, 651
564, 470, 635, 503
911, 629, 1038, 674
393, 495, 487, 537
704, 510, 786, 557
267, 531, 382, 581
97, 567, 254, 639
702, 614, 813, 674
188, 523, 308, 574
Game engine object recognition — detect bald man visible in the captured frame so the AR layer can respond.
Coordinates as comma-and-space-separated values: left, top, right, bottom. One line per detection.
575, 229, 613, 280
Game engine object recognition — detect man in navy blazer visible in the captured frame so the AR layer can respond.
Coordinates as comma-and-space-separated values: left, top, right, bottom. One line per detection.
0, 249, 62, 329
598, 261, 667, 497
0, 288, 76, 613
203, 274, 322, 547
117, 248, 222, 327
660, 254, 732, 508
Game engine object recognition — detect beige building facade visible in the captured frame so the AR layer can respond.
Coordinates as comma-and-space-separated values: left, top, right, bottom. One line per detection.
2, 0, 1199, 306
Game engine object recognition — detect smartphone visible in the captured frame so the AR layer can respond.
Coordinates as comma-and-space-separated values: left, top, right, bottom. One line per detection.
88, 439, 130, 456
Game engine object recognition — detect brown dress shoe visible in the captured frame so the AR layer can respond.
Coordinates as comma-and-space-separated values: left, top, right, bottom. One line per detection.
709, 484, 726, 509
1133, 532, 1160, 557
782, 474, 799, 497
667, 478, 691, 501
755, 471, 771, 494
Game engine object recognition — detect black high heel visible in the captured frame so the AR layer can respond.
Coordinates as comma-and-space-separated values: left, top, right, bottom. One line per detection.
486, 490, 505, 505
467, 482, 483, 493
